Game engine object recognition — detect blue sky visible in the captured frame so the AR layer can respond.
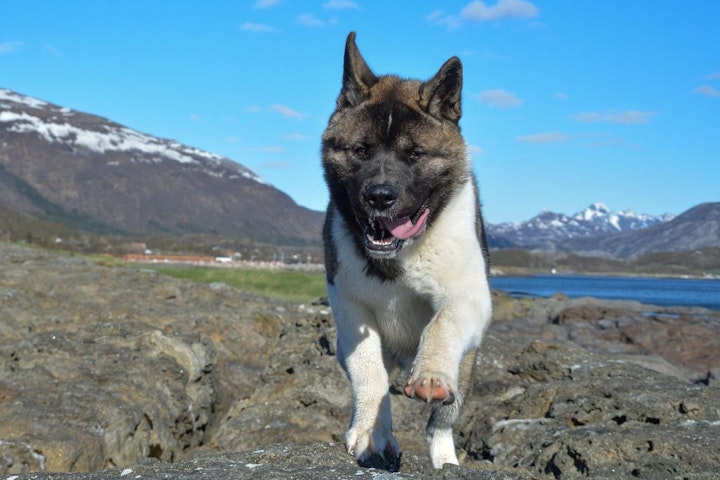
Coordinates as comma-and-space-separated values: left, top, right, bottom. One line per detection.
1, 0, 718, 224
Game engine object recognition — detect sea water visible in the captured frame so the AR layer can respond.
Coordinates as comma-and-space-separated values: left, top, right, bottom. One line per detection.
489, 274, 720, 310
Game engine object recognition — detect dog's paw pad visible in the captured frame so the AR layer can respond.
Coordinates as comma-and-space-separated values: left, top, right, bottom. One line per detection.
404, 373, 455, 404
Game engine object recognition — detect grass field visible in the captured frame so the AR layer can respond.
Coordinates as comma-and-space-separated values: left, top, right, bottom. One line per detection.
152, 266, 327, 303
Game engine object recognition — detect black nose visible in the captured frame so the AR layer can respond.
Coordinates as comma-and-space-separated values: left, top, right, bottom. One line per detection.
363, 183, 398, 210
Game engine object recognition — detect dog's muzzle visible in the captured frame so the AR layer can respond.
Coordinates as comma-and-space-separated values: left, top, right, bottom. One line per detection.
361, 207, 430, 257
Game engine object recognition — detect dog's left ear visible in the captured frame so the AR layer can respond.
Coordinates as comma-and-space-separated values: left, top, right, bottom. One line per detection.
419, 57, 463, 123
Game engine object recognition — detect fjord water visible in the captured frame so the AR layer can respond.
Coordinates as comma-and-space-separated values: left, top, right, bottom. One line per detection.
490, 275, 720, 310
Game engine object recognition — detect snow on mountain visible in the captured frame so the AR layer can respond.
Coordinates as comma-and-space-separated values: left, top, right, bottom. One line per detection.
575, 202, 611, 222
0, 88, 265, 184
487, 203, 675, 250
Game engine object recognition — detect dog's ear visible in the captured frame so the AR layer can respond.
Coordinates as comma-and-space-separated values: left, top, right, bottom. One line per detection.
337, 32, 378, 109
419, 57, 463, 123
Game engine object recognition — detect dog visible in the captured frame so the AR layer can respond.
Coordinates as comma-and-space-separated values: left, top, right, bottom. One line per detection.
321, 32, 493, 469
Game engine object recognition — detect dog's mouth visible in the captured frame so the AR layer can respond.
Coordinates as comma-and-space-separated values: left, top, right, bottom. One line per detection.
362, 207, 430, 256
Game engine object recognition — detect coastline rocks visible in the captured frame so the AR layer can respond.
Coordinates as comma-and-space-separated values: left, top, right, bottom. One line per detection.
490, 291, 720, 382
1, 243, 719, 479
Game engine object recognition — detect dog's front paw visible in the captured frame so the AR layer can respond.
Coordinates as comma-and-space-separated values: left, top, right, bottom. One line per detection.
404, 371, 455, 404
346, 426, 400, 464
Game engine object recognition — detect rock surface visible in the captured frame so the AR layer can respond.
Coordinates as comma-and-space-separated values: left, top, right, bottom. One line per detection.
1, 443, 531, 480
1, 243, 719, 479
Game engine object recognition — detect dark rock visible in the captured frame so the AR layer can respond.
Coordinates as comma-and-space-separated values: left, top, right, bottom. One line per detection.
457, 336, 720, 478
490, 293, 720, 381
0, 322, 216, 471
0, 244, 285, 472
1, 243, 719, 479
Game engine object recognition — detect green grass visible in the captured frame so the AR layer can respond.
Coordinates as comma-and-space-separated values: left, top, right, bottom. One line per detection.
152, 266, 327, 303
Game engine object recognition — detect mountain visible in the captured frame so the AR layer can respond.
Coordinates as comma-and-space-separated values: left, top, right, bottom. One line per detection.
0, 88, 323, 245
565, 202, 720, 258
487, 202, 674, 251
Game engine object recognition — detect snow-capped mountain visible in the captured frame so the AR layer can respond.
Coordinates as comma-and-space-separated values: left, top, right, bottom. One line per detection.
0, 88, 264, 184
0, 88, 323, 244
487, 203, 675, 250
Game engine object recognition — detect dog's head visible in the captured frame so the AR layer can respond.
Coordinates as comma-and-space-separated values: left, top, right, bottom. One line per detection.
322, 32, 470, 260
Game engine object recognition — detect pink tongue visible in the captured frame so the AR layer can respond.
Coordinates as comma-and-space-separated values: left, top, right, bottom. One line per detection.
380, 208, 430, 240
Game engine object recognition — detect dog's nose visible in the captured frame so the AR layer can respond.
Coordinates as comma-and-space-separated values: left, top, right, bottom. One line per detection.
363, 183, 398, 210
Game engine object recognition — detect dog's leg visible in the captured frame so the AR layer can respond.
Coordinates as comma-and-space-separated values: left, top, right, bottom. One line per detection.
403, 301, 477, 404
330, 288, 400, 463
341, 326, 400, 463
424, 349, 476, 467
403, 293, 488, 467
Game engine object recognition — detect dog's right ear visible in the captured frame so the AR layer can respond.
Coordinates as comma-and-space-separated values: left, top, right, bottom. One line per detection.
337, 32, 378, 109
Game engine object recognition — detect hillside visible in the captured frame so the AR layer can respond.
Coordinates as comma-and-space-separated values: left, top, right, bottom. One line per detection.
0, 88, 324, 246
2, 88, 716, 257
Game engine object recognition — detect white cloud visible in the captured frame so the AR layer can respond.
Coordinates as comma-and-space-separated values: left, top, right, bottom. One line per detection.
0, 41, 24, 54
190, 114, 201, 121
270, 104, 307, 119
262, 160, 291, 169
43, 44, 62, 56
572, 110, 655, 124
297, 14, 325, 27
576, 131, 625, 148
428, 0, 538, 28
253, 0, 279, 8
517, 132, 568, 144
693, 85, 720, 98
467, 144, 485, 156
426, 10, 445, 22
704, 71, 720, 80
246, 106, 263, 113
554, 92, 569, 100
478, 89, 523, 108
245, 146, 285, 153
284, 133, 308, 141
460, 0, 539, 21
323, 0, 359, 10
240, 22, 279, 33
426, 12, 459, 29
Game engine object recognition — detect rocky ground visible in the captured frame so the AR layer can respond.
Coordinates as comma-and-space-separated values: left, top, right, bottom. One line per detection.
1, 243, 719, 479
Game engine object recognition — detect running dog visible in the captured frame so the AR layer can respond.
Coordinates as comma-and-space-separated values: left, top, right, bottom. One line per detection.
321, 32, 492, 468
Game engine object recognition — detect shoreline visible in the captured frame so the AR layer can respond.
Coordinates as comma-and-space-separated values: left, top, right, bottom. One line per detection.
490, 267, 720, 280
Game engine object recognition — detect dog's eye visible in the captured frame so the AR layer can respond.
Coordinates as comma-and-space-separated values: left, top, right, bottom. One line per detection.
408, 150, 424, 162
353, 145, 368, 159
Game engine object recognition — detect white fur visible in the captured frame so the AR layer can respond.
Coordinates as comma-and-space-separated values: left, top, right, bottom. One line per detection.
327, 176, 492, 468
428, 427, 458, 466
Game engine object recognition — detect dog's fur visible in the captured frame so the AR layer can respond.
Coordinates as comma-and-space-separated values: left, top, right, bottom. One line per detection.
321, 32, 492, 469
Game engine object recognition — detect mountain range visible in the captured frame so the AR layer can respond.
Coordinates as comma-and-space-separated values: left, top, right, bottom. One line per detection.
487, 203, 675, 250
0, 88, 323, 246
487, 202, 720, 258
1, 87, 717, 258
563, 202, 720, 258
